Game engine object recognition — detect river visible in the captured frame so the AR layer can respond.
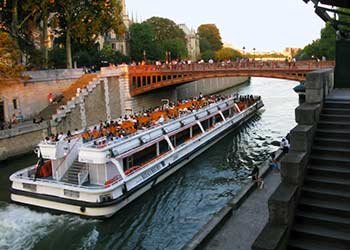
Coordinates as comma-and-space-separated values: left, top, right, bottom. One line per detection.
0, 77, 298, 250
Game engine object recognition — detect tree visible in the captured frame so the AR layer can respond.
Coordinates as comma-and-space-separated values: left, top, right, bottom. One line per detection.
0, 32, 24, 80
215, 47, 241, 61
144, 16, 187, 60
129, 22, 159, 61
52, 0, 125, 68
198, 24, 223, 52
201, 50, 215, 61
296, 23, 335, 60
145, 17, 186, 43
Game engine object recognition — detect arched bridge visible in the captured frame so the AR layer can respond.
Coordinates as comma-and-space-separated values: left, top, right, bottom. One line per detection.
128, 60, 335, 96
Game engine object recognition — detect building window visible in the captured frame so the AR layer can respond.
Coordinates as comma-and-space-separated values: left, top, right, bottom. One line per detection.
12, 99, 18, 110
112, 43, 116, 50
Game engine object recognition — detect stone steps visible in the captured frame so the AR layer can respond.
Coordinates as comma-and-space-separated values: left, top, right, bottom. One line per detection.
324, 100, 350, 109
288, 99, 350, 248
320, 114, 350, 122
315, 128, 350, 139
322, 107, 350, 115
312, 145, 350, 158
288, 236, 347, 250
317, 120, 350, 130
313, 137, 350, 148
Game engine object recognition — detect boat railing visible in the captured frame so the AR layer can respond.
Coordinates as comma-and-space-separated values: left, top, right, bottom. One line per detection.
54, 138, 81, 180
77, 167, 89, 186
83, 96, 238, 152
13, 169, 124, 191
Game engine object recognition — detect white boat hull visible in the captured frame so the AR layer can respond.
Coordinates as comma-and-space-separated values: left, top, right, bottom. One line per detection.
10, 101, 262, 218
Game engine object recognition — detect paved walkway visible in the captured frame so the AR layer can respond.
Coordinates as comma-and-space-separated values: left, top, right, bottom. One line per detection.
203, 171, 281, 250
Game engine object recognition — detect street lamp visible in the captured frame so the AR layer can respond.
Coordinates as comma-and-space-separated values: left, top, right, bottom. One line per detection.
143, 50, 146, 62
253, 48, 256, 59
242, 46, 246, 57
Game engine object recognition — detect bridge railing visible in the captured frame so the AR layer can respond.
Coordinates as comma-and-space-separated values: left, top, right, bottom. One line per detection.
128, 60, 335, 73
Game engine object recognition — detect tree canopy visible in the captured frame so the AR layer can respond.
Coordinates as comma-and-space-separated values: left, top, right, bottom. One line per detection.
143, 17, 188, 60
214, 47, 242, 61
0, 32, 24, 80
129, 22, 158, 61
295, 23, 336, 60
198, 24, 223, 52
0, 0, 125, 69
296, 8, 350, 60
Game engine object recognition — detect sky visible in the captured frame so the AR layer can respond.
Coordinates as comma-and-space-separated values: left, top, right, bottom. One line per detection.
126, 0, 325, 52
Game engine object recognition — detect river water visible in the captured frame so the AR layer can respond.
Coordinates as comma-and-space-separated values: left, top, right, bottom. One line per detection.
0, 77, 298, 250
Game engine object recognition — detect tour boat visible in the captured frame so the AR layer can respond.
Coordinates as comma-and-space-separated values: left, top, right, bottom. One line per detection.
10, 94, 263, 218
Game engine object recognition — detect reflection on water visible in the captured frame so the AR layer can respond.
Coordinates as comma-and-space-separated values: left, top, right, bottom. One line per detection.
0, 77, 298, 250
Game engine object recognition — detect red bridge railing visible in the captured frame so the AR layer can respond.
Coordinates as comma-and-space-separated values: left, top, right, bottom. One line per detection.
128, 60, 335, 96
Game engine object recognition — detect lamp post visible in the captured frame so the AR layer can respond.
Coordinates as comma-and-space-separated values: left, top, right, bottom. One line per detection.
143, 50, 146, 63
253, 48, 256, 67
242, 46, 246, 58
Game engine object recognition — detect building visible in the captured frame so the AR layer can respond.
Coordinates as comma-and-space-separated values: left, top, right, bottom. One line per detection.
178, 24, 201, 61
282, 47, 301, 58
98, 0, 131, 56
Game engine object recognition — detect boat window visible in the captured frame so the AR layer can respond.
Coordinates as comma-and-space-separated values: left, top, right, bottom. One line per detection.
123, 156, 134, 171
215, 114, 223, 123
192, 124, 202, 137
159, 139, 170, 155
201, 119, 210, 131
124, 144, 157, 171
222, 110, 230, 118
175, 128, 191, 146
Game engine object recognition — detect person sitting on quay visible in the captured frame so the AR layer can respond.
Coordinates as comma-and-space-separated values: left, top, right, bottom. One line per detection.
280, 137, 290, 154
269, 152, 280, 172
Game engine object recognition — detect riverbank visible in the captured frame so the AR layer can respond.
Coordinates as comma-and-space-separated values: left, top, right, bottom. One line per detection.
182, 158, 281, 250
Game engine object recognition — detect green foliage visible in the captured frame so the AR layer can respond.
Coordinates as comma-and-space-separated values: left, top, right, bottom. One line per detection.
296, 23, 336, 60
144, 17, 188, 60
198, 24, 223, 53
215, 47, 241, 61
144, 17, 186, 44
99, 45, 130, 65
129, 17, 188, 62
48, 47, 66, 69
201, 50, 215, 61
129, 23, 159, 61
0, 31, 24, 79
161, 38, 188, 60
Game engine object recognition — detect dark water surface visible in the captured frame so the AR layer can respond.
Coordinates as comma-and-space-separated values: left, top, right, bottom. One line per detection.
0, 77, 298, 250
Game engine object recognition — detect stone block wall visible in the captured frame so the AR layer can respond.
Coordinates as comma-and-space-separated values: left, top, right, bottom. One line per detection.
253, 68, 334, 250
85, 83, 107, 126
176, 77, 249, 100
1, 69, 84, 123
0, 123, 49, 160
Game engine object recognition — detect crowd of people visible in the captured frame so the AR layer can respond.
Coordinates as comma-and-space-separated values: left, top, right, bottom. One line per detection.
42, 93, 258, 147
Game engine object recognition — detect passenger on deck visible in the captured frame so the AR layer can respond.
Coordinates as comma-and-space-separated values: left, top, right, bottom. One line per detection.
157, 115, 165, 125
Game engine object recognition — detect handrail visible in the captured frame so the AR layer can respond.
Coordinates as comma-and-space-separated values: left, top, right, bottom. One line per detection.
54, 138, 81, 179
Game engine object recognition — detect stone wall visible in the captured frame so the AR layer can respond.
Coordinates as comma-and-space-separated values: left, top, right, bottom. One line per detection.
0, 123, 49, 160
176, 77, 249, 100
252, 68, 334, 250
0, 69, 84, 122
